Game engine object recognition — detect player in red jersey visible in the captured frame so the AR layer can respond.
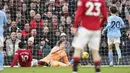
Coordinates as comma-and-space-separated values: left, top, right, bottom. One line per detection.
71, 0, 107, 73
11, 42, 36, 67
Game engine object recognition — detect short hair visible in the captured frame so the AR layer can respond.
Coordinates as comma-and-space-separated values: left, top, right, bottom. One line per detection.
110, 6, 118, 14
57, 39, 66, 46
19, 42, 26, 49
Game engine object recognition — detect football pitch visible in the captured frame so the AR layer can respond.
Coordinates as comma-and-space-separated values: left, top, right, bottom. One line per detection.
1, 66, 130, 73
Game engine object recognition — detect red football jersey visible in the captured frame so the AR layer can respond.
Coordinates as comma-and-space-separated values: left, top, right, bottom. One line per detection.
73, 0, 107, 30
11, 49, 32, 67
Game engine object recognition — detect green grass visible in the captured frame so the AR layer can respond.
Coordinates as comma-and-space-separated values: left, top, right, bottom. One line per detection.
0, 66, 130, 73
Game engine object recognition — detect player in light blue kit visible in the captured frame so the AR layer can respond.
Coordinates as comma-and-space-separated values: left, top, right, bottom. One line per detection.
0, 6, 7, 71
102, 6, 125, 66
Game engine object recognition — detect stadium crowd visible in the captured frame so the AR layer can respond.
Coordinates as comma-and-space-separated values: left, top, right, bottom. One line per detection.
0, 0, 130, 65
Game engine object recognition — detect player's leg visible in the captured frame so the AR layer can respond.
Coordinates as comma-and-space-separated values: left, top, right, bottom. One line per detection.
115, 43, 121, 64
0, 49, 4, 71
50, 61, 59, 67
37, 61, 46, 67
72, 48, 82, 73
0, 38, 4, 71
115, 43, 121, 58
108, 38, 114, 66
38, 58, 49, 67
72, 27, 90, 73
89, 30, 101, 73
108, 44, 113, 66
70, 59, 74, 65
57, 61, 68, 67
51, 61, 68, 67
114, 38, 121, 64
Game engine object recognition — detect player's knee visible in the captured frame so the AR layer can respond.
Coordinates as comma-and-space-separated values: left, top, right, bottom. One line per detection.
92, 48, 99, 53
115, 43, 120, 49
91, 49, 100, 58
108, 45, 113, 50
108, 48, 112, 50
0, 48, 3, 51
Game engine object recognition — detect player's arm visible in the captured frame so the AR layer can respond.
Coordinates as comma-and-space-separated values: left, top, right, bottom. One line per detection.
11, 52, 19, 67
29, 50, 33, 62
73, 0, 84, 28
51, 46, 61, 54
102, 20, 111, 34
62, 52, 70, 65
3, 12, 7, 24
120, 18, 126, 28
100, 0, 107, 26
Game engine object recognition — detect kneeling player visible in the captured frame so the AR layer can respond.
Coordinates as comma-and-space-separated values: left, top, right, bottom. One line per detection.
11, 42, 37, 67
38, 39, 71, 67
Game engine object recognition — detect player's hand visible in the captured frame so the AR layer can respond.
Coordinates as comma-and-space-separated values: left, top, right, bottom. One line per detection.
101, 31, 104, 35
71, 27, 78, 35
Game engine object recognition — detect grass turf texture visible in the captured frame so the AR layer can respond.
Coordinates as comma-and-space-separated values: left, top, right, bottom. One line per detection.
0, 66, 130, 73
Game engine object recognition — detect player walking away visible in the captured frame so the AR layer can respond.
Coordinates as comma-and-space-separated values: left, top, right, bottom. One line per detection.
102, 6, 125, 66
0, 6, 7, 71
11, 42, 37, 67
71, 0, 107, 73
38, 39, 71, 67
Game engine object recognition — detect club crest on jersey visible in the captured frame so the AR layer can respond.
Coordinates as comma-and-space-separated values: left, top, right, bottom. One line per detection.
78, 0, 82, 6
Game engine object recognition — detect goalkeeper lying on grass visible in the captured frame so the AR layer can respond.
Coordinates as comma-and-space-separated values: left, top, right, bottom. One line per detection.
38, 39, 72, 67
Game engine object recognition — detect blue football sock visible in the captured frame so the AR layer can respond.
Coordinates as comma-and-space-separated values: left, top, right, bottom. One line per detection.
108, 50, 113, 63
117, 48, 121, 58
0, 51, 4, 69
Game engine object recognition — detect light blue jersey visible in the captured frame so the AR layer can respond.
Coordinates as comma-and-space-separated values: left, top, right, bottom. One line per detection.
0, 9, 7, 71
0, 10, 7, 37
102, 15, 125, 38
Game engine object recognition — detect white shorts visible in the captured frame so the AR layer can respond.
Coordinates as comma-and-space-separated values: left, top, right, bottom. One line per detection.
0, 37, 4, 48
31, 59, 38, 67
72, 27, 101, 51
107, 37, 120, 45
